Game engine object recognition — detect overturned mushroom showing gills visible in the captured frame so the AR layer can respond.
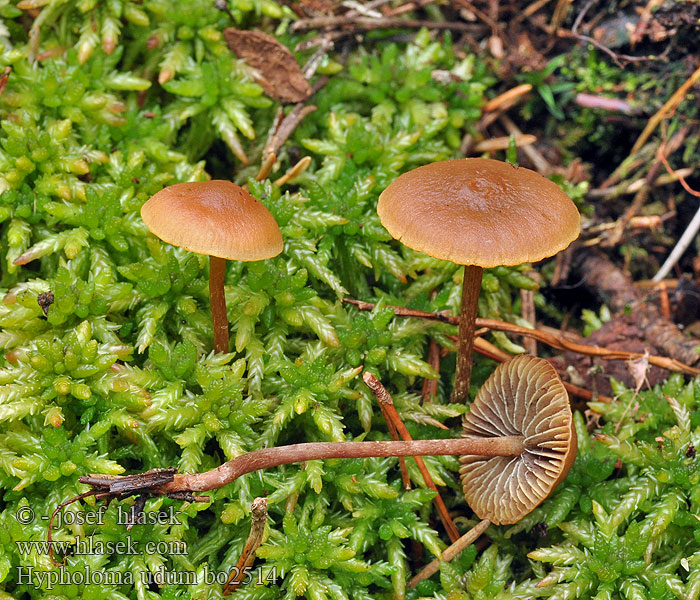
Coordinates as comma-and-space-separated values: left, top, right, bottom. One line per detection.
141, 180, 283, 353
77, 356, 575, 526
377, 158, 581, 402
460, 354, 577, 525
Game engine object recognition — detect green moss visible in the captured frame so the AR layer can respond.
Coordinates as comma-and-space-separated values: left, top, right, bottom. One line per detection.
1, 2, 698, 599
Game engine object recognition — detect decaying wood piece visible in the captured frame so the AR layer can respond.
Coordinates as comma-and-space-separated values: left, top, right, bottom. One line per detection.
224, 28, 312, 103
577, 249, 700, 367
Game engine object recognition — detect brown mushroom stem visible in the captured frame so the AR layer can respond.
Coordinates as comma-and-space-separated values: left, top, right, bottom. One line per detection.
144, 436, 525, 495
209, 255, 229, 353
452, 265, 483, 403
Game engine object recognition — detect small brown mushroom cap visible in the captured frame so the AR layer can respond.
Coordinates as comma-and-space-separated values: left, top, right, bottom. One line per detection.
377, 158, 580, 268
460, 354, 576, 525
141, 180, 283, 261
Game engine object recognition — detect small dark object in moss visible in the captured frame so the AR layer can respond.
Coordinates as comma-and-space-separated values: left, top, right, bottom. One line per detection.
37, 291, 54, 316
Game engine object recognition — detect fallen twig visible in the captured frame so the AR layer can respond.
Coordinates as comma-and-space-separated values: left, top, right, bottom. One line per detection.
222, 497, 267, 595
421, 339, 440, 403
264, 105, 318, 159
602, 128, 687, 247
343, 298, 700, 375
290, 15, 484, 33
363, 372, 461, 543
499, 115, 550, 174
471, 335, 613, 403
471, 134, 537, 154
629, 61, 700, 156
408, 519, 491, 588
577, 249, 700, 366
483, 84, 533, 113
587, 169, 693, 199
274, 156, 311, 187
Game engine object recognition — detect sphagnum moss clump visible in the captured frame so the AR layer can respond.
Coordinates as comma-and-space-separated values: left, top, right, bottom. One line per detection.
1, 3, 699, 600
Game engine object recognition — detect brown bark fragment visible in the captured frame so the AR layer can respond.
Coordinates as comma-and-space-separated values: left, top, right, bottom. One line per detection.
224, 28, 312, 104
577, 249, 700, 367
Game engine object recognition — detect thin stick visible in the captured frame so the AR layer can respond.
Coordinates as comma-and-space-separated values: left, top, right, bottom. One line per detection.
255, 152, 276, 181
408, 519, 490, 588
290, 15, 485, 32
372, 385, 412, 490
422, 339, 440, 402
364, 373, 461, 543
653, 204, 700, 282
209, 255, 229, 353
472, 134, 536, 154
223, 497, 267, 595
499, 115, 550, 174
343, 298, 700, 376
470, 336, 614, 403
587, 169, 693, 199
630, 62, 700, 156
603, 128, 687, 247
274, 156, 312, 187
483, 84, 532, 113
264, 105, 317, 158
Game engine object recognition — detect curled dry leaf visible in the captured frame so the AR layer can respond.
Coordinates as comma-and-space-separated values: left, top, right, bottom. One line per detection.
224, 28, 312, 104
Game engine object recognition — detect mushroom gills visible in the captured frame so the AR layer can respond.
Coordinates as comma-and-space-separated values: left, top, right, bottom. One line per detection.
460, 354, 576, 525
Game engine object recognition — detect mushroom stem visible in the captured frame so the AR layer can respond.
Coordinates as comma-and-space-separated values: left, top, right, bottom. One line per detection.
452, 264, 483, 403
209, 255, 229, 353
146, 436, 525, 495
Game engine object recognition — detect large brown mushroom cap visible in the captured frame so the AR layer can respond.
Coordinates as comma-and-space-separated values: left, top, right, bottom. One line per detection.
377, 158, 580, 268
460, 354, 576, 525
141, 180, 283, 261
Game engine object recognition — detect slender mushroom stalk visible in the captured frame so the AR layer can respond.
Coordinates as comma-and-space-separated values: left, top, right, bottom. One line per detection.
453, 264, 483, 404
209, 255, 229, 353
77, 356, 576, 525
141, 180, 283, 354
377, 158, 581, 402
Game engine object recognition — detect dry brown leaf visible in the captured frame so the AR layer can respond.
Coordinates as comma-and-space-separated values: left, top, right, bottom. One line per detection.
627, 349, 650, 393
224, 28, 312, 104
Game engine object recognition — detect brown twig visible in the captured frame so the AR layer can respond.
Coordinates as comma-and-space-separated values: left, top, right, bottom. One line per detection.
264, 105, 318, 159
408, 519, 490, 588
223, 497, 268, 595
483, 84, 533, 113
372, 384, 412, 490
567, 0, 654, 69
343, 298, 700, 376
499, 115, 550, 174
274, 156, 312, 187
603, 128, 687, 247
471, 335, 613, 404
290, 16, 484, 33
629, 62, 700, 156
363, 372, 461, 543
471, 134, 537, 154
255, 152, 276, 181
421, 339, 440, 403
587, 169, 693, 199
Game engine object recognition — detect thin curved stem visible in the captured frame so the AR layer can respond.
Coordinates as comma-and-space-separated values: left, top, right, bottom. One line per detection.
209, 255, 229, 353
160, 435, 525, 494
452, 265, 483, 403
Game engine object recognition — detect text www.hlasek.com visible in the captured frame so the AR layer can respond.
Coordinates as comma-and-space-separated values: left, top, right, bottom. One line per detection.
16, 538, 276, 588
